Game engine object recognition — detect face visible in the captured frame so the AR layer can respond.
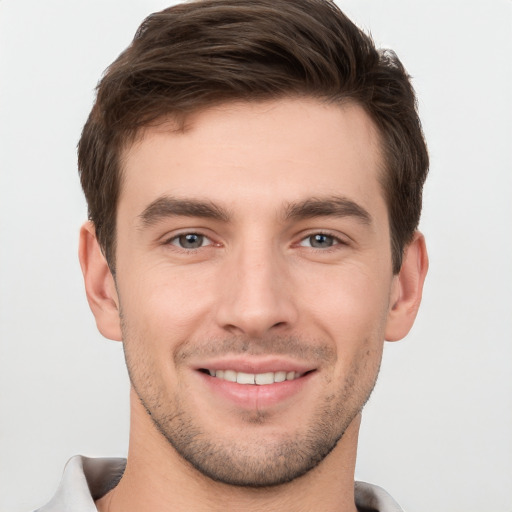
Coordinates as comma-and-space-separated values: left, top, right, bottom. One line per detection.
110, 99, 400, 486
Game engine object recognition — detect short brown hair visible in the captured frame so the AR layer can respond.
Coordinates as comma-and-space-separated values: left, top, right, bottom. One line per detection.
78, 0, 428, 274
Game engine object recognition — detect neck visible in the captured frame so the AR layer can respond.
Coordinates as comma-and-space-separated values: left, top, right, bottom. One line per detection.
96, 390, 360, 512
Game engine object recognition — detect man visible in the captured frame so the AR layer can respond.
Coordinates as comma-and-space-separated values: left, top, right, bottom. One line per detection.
38, 0, 428, 510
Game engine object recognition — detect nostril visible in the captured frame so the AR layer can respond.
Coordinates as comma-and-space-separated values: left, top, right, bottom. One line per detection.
224, 324, 245, 335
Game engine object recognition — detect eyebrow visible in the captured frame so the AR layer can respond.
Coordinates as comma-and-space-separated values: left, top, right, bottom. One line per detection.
138, 194, 372, 228
139, 196, 230, 227
284, 196, 372, 224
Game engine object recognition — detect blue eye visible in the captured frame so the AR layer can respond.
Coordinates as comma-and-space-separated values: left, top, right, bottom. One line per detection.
300, 233, 338, 249
170, 233, 210, 249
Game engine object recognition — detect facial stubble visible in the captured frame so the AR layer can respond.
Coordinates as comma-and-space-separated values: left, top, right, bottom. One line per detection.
121, 324, 382, 488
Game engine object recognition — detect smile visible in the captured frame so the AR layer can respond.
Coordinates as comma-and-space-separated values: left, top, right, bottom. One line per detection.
204, 369, 304, 385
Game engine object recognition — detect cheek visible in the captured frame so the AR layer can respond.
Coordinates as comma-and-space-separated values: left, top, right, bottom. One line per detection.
301, 263, 392, 339
119, 263, 218, 346
297, 264, 390, 390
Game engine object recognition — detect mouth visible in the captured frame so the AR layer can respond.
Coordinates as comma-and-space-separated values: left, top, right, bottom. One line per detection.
199, 368, 309, 385
195, 363, 316, 409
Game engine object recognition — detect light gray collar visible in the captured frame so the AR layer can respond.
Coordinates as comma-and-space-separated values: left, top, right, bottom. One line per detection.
36, 455, 404, 512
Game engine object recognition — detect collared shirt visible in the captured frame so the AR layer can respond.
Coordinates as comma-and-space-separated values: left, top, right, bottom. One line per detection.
35, 455, 404, 512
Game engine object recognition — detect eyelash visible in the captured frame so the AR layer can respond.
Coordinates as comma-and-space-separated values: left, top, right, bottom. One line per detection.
164, 232, 215, 251
296, 231, 348, 251
163, 230, 348, 253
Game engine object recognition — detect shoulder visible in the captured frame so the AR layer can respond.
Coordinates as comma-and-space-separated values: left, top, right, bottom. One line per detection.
35, 455, 126, 512
355, 481, 405, 512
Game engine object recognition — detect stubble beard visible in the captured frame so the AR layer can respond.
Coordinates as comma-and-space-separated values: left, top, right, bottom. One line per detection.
122, 331, 381, 488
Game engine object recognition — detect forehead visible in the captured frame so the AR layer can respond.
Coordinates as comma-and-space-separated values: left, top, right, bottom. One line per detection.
119, 98, 386, 220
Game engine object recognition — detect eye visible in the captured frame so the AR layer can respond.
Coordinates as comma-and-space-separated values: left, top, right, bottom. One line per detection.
299, 233, 340, 249
169, 233, 212, 249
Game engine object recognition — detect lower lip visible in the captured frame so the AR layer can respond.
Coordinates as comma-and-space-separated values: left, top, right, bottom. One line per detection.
197, 371, 315, 409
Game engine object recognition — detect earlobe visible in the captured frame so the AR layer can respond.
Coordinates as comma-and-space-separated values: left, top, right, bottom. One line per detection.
78, 221, 122, 341
385, 231, 428, 342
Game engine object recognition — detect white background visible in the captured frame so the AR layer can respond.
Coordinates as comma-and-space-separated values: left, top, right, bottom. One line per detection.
0, 1, 511, 511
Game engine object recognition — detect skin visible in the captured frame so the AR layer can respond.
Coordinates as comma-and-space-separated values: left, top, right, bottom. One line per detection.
80, 98, 428, 512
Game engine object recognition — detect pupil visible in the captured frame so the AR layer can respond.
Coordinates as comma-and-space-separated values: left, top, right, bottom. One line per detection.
180, 234, 203, 248
311, 234, 333, 248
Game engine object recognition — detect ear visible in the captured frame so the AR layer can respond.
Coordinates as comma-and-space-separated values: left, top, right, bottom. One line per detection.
78, 221, 122, 341
385, 231, 428, 341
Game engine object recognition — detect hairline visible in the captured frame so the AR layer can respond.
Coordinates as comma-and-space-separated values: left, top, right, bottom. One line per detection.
103, 94, 395, 273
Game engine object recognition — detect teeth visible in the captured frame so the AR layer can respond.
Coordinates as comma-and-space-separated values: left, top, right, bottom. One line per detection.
237, 372, 255, 384
224, 369, 237, 382
208, 369, 302, 385
255, 372, 274, 385
274, 371, 286, 383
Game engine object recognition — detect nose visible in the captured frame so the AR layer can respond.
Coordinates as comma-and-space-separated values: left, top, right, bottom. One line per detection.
215, 242, 298, 338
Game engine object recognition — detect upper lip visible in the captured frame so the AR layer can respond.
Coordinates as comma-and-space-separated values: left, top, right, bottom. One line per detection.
193, 356, 316, 375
